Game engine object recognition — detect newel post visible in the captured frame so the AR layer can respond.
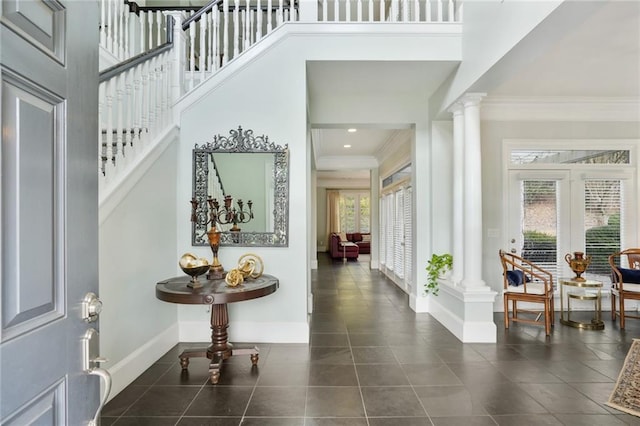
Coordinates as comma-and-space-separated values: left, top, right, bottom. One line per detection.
298, 0, 318, 22
164, 12, 185, 108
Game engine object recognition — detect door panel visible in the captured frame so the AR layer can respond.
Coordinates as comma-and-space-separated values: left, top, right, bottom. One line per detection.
1, 72, 65, 342
1, 1, 99, 423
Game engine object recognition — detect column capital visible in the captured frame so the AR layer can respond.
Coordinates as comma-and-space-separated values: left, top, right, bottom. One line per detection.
447, 102, 464, 116
459, 92, 487, 108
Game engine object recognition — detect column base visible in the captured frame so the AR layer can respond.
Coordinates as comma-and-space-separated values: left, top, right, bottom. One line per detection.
426, 280, 498, 343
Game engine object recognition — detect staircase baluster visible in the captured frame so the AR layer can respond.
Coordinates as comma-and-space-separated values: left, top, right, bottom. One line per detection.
426, 0, 431, 22
246, 0, 251, 46
213, 9, 220, 70
141, 61, 149, 147
368, 0, 373, 21
403, 0, 408, 21
345, 0, 350, 21
105, 79, 115, 178
148, 11, 155, 50
124, 7, 130, 59
107, 0, 114, 53
155, 55, 162, 131
115, 74, 124, 170
124, 69, 134, 155
149, 57, 158, 137
357, 0, 362, 22
321, 0, 327, 21
200, 15, 207, 83
188, 17, 196, 91
140, 12, 146, 56
233, 0, 240, 58
98, 83, 105, 175
156, 11, 163, 46
133, 64, 142, 157
114, 0, 121, 59
267, 0, 273, 31
447, 0, 454, 22
100, 0, 107, 49
380, 0, 385, 21
334, 0, 339, 22
278, 0, 283, 25
256, 0, 263, 39
223, 0, 230, 64
437, 0, 442, 21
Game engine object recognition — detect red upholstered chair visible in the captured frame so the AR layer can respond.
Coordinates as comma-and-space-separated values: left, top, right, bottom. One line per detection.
609, 248, 640, 329
499, 250, 555, 336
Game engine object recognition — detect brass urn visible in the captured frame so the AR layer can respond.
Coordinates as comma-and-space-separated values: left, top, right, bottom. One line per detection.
565, 251, 592, 282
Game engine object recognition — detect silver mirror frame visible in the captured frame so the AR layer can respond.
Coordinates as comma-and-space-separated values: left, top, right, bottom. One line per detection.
192, 126, 289, 247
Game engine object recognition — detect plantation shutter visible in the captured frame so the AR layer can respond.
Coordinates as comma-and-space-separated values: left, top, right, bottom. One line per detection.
584, 178, 624, 273
385, 193, 395, 271
394, 188, 405, 279
404, 186, 413, 286
379, 196, 386, 266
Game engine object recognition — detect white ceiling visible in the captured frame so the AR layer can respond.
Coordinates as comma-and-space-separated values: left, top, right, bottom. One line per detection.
310, 2, 640, 183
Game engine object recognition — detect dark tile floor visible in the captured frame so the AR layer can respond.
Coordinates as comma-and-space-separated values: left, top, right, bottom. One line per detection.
102, 253, 640, 425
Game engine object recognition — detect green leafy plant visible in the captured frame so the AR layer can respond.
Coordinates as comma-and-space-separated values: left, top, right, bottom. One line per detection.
425, 253, 453, 296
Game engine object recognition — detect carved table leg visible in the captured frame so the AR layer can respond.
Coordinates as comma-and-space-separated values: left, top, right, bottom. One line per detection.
177, 303, 260, 384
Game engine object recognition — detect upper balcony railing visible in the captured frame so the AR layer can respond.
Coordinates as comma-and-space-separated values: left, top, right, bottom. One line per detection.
97, 0, 461, 194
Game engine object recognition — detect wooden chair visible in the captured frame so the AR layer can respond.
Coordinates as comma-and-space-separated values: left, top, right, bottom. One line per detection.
499, 250, 555, 335
609, 248, 640, 329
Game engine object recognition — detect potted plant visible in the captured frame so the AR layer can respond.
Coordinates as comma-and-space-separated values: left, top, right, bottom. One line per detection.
425, 253, 453, 295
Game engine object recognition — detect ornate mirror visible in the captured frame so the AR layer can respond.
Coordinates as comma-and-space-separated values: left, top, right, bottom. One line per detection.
191, 126, 289, 247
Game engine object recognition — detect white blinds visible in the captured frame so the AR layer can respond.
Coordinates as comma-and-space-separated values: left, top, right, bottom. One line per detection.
584, 179, 623, 274
404, 186, 413, 286
394, 189, 405, 279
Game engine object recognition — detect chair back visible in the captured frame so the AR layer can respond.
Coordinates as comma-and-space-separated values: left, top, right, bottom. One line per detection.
609, 248, 640, 290
499, 250, 554, 294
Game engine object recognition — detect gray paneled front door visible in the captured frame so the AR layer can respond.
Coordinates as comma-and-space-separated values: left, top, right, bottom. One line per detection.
1, 1, 100, 424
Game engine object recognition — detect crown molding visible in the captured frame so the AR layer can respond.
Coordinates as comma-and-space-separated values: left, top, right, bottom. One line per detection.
315, 155, 378, 170
481, 96, 640, 122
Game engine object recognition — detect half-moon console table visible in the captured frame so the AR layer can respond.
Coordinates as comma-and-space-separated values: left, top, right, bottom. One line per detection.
156, 274, 278, 384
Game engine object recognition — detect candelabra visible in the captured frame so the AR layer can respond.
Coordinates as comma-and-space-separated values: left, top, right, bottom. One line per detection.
190, 194, 254, 279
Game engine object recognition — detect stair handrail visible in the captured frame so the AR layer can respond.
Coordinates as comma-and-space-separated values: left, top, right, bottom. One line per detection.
100, 15, 174, 82
182, 0, 221, 30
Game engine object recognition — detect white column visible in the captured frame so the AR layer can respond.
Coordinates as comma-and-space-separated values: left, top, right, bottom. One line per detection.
460, 93, 487, 291
449, 103, 464, 285
164, 12, 185, 107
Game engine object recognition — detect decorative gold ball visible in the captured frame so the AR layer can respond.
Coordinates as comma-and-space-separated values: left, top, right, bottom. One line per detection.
225, 268, 244, 287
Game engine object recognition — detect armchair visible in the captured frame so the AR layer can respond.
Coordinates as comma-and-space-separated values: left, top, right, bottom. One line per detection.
499, 250, 555, 336
609, 248, 640, 329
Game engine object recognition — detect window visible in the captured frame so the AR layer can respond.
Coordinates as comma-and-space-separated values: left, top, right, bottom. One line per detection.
338, 192, 370, 233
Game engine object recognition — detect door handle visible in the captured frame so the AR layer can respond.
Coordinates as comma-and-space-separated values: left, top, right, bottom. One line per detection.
87, 367, 111, 426
83, 328, 111, 426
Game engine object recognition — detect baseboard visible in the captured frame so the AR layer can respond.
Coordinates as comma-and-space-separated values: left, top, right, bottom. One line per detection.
178, 320, 310, 343
106, 323, 179, 401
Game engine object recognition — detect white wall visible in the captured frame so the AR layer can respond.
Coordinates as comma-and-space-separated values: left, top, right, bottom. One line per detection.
175, 26, 461, 343
99, 138, 179, 397
177, 38, 309, 343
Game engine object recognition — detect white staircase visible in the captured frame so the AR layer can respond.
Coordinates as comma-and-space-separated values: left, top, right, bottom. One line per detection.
98, 0, 462, 202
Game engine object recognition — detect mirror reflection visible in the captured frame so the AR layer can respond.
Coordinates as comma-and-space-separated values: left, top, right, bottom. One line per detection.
191, 126, 289, 247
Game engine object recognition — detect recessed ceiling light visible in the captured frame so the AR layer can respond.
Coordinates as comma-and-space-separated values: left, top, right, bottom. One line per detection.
347, 128, 357, 133
343, 144, 352, 148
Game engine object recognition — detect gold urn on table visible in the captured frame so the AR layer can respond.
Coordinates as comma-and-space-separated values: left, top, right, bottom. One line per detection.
565, 251, 592, 282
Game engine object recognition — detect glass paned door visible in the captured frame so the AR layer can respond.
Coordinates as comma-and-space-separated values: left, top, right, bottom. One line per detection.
508, 171, 571, 281
508, 170, 634, 283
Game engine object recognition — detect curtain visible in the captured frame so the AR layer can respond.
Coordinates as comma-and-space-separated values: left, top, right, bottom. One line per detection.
326, 190, 341, 246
